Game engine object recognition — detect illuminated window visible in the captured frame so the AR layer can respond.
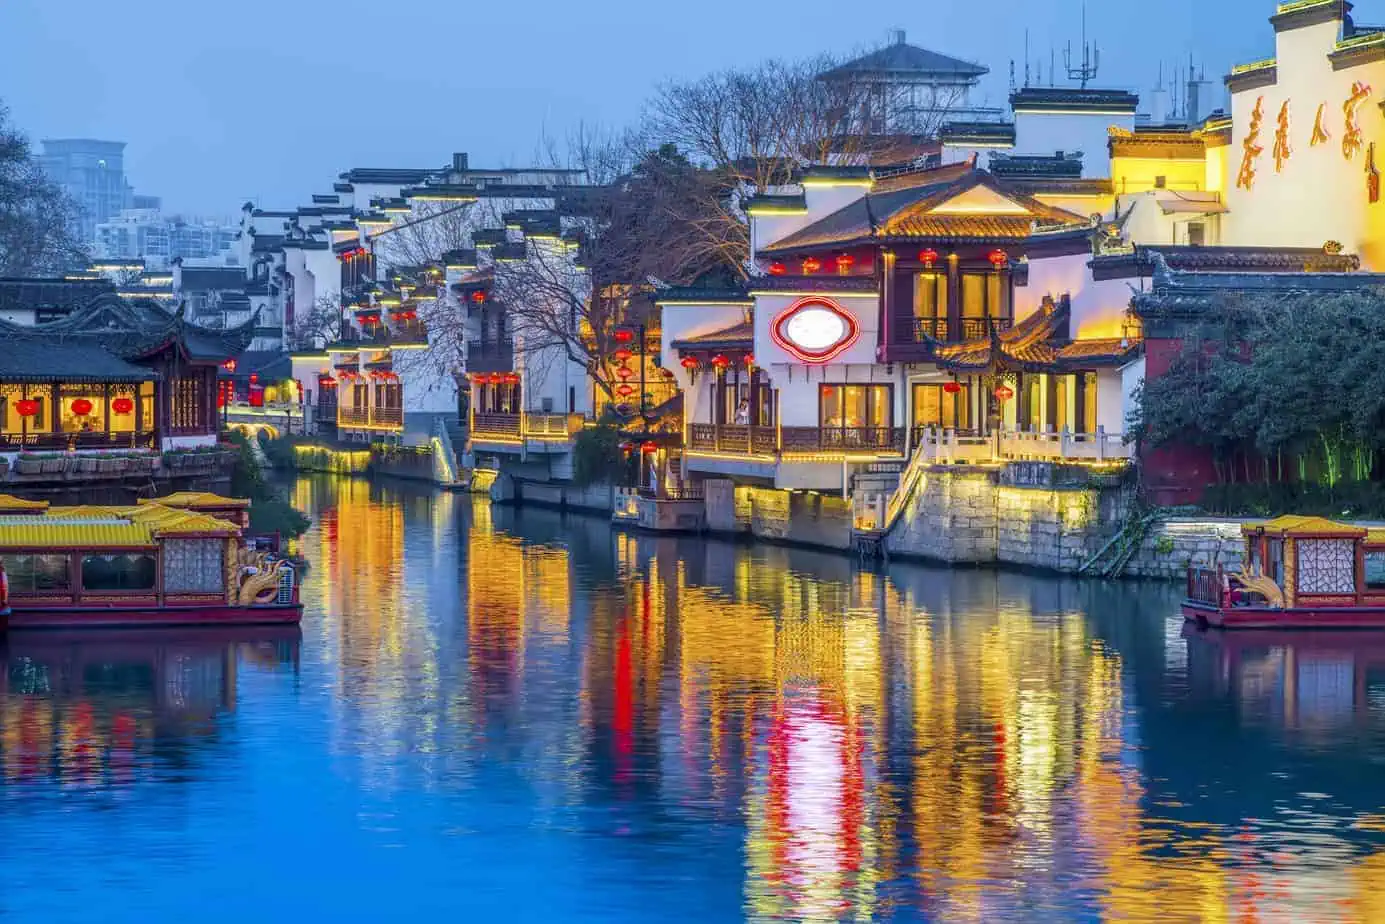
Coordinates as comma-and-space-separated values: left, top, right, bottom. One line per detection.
0, 554, 70, 594
81, 554, 157, 592
911, 383, 970, 432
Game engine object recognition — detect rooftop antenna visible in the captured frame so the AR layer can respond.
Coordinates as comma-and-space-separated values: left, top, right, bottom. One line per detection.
1050, 46, 1056, 87
1009, 59, 1016, 91
1024, 30, 1031, 87
1064, 0, 1101, 88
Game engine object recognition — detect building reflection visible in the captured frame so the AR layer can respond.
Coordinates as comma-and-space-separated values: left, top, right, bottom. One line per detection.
0, 628, 299, 786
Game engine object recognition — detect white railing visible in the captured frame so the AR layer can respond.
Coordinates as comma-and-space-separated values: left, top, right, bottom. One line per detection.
998, 427, 1131, 462
912, 429, 994, 464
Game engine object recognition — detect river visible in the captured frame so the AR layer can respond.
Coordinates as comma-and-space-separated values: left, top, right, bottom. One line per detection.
3, 475, 1385, 922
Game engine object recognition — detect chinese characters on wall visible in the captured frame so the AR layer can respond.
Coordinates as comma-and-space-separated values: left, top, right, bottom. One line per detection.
1238, 84, 1376, 200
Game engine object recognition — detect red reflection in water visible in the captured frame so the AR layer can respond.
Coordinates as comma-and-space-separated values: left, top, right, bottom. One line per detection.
614, 618, 633, 779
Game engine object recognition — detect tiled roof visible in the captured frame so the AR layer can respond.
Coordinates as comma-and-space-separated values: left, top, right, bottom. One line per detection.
819, 39, 987, 80
927, 296, 1133, 373
0, 495, 50, 513
143, 492, 250, 510
671, 320, 754, 351
940, 122, 1016, 144
1009, 87, 1139, 113
0, 340, 159, 383
0, 515, 155, 549
0, 294, 256, 368
748, 275, 879, 293
761, 164, 1090, 253
656, 287, 751, 304
1093, 245, 1361, 280
0, 277, 115, 315
886, 214, 1047, 239
1249, 515, 1365, 539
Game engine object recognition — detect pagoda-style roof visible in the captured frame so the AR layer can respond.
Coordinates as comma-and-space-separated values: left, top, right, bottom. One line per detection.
819, 34, 988, 81
927, 295, 1140, 373
1008, 86, 1139, 114
141, 492, 251, 511
0, 293, 257, 372
760, 163, 1092, 254
0, 495, 50, 514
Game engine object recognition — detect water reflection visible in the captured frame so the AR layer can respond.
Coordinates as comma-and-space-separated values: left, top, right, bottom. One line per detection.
4, 475, 1385, 921
1, 628, 299, 787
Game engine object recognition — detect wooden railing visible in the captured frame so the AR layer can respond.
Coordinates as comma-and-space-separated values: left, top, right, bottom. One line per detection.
1, 430, 157, 451
371, 406, 403, 427
1187, 566, 1224, 606
472, 413, 522, 438
689, 424, 777, 455
338, 407, 370, 426
905, 317, 1013, 343
784, 427, 906, 453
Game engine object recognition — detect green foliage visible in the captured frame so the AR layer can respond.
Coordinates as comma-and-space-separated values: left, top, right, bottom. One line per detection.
572, 423, 625, 487
1135, 289, 1385, 492
225, 431, 309, 539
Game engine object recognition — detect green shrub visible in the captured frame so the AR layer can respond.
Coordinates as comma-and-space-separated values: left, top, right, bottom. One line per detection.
572, 423, 625, 487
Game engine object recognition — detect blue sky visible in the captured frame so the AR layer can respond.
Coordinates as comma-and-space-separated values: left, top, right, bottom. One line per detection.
0, 0, 1303, 214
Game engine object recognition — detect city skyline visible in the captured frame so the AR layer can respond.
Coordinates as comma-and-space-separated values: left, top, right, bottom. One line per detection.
2, 0, 1284, 214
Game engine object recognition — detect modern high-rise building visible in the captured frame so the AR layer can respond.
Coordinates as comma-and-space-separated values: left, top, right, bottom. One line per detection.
37, 138, 133, 242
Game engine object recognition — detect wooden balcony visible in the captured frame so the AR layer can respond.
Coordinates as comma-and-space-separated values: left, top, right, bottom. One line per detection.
338, 407, 370, 427
371, 406, 403, 427
688, 425, 905, 456
689, 424, 778, 455
472, 413, 521, 438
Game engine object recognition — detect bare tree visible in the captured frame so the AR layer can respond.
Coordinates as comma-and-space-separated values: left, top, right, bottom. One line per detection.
642, 54, 958, 279
373, 200, 476, 270
288, 294, 343, 350
0, 101, 89, 275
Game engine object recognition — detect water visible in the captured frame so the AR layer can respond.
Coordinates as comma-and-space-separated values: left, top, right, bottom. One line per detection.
4, 476, 1385, 922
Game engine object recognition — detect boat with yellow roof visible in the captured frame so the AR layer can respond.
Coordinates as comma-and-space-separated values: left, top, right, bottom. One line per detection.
1184, 515, 1385, 629
0, 492, 300, 630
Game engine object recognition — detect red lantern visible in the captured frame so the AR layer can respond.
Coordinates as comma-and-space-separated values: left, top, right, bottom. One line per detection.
711, 354, 730, 369
802, 256, 822, 274
745, 355, 755, 366
612, 348, 633, 362
217, 392, 227, 408
942, 381, 961, 395
680, 356, 699, 370
112, 397, 134, 415
835, 253, 855, 272
619, 441, 634, 453
994, 384, 1014, 402
613, 329, 634, 344
616, 384, 635, 397
918, 248, 939, 268
15, 399, 39, 418
470, 290, 486, 304
249, 373, 259, 385
222, 358, 237, 373
640, 441, 658, 455
70, 398, 93, 416
505, 373, 520, 385
988, 249, 1008, 269
616, 366, 635, 380
768, 261, 787, 276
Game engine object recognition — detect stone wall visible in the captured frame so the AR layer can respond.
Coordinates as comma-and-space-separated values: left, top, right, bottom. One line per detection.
741, 486, 853, 551
887, 462, 1244, 580
505, 477, 613, 513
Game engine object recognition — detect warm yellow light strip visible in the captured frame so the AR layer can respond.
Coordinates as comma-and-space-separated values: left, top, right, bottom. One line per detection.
800, 178, 874, 189
745, 207, 809, 216
1230, 58, 1276, 75
747, 289, 875, 298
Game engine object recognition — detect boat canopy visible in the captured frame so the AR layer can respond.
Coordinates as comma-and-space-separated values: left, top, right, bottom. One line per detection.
1241, 516, 1368, 539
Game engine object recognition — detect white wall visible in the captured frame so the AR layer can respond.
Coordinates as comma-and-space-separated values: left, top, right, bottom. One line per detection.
660, 302, 750, 427
1223, 14, 1385, 266
1019, 252, 1133, 339
752, 183, 871, 257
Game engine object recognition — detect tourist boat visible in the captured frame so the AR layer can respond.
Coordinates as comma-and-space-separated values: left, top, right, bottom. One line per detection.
0, 493, 301, 630
1183, 516, 1385, 629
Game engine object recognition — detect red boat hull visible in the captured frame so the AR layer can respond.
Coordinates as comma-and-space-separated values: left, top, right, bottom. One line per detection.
3, 603, 301, 630
1182, 600, 1385, 630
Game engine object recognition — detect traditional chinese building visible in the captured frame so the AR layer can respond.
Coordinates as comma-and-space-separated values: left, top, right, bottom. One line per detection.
0, 289, 252, 453
661, 159, 1142, 494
